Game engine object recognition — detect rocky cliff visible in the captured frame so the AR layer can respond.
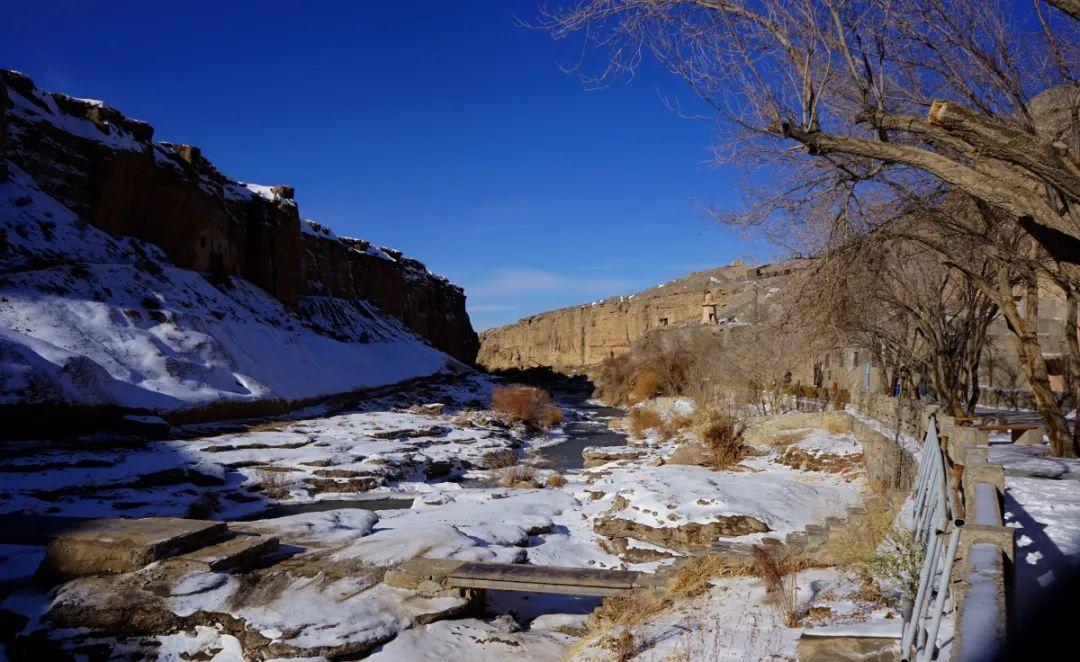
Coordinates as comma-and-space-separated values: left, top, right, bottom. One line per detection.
478, 261, 801, 373
0, 69, 477, 363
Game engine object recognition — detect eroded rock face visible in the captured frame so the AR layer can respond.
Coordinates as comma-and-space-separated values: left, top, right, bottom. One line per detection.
477, 261, 803, 372
0, 70, 478, 363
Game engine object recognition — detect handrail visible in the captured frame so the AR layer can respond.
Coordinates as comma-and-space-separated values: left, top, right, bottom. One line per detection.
901, 415, 964, 662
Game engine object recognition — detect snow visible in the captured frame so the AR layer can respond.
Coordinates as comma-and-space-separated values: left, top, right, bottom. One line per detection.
960, 543, 1005, 662
788, 430, 862, 457
301, 218, 338, 240
243, 509, 380, 545
242, 182, 292, 204
0, 167, 454, 411
572, 567, 897, 661
583, 461, 861, 535
156, 626, 245, 661
368, 618, 572, 661
1004, 474, 1080, 607
5, 85, 145, 152
0, 545, 45, 585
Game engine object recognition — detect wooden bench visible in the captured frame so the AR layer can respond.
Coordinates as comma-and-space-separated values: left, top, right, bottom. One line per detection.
970, 424, 1042, 444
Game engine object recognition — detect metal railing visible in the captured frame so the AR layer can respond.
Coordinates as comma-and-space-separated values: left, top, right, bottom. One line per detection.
901, 416, 964, 662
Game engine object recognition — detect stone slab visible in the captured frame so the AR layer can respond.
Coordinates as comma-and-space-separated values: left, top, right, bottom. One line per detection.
42, 517, 227, 580
173, 532, 278, 572
798, 632, 900, 661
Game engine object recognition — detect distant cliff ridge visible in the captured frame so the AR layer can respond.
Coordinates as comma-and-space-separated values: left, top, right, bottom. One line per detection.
477, 261, 804, 373
0, 69, 478, 363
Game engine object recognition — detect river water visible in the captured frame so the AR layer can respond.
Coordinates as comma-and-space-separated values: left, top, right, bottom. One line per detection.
538, 398, 628, 471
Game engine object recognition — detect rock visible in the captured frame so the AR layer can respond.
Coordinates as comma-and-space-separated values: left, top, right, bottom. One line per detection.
172, 532, 279, 572
582, 447, 645, 468
42, 518, 227, 580
666, 443, 713, 466
477, 260, 800, 372
406, 403, 446, 415
796, 633, 900, 661
594, 515, 769, 552
0, 70, 478, 364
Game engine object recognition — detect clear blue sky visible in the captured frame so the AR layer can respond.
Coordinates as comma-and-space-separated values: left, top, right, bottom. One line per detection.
2, 1, 774, 330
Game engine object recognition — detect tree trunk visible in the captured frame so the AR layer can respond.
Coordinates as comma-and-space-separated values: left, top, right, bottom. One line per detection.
1065, 290, 1080, 449
1008, 276, 1079, 457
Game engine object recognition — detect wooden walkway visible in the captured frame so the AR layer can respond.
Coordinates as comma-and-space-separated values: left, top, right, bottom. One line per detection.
386, 558, 651, 597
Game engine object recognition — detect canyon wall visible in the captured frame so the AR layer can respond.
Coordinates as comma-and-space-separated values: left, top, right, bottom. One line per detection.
478, 262, 801, 373
0, 70, 477, 363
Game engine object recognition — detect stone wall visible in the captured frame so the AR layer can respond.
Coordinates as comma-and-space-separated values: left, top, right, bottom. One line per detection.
1, 70, 478, 363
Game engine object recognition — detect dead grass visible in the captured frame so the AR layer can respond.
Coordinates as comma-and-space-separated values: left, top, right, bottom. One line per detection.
545, 472, 568, 488
482, 448, 519, 469
667, 552, 754, 599
498, 464, 538, 488
751, 545, 800, 627
632, 369, 661, 402
698, 412, 746, 468
742, 411, 852, 448
254, 467, 291, 499
574, 553, 754, 659
490, 385, 563, 431
628, 407, 663, 437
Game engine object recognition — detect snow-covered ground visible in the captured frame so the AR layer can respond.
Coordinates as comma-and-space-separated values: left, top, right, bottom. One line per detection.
0, 391, 885, 659
990, 444, 1080, 618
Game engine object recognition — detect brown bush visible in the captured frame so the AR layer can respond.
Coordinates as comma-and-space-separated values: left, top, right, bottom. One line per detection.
698, 412, 746, 468
498, 465, 538, 488
545, 472, 568, 488
482, 448, 519, 469
594, 354, 636, 405
632, 369, 661, 402
628, 407, 663, 437
490, 385, 563, 431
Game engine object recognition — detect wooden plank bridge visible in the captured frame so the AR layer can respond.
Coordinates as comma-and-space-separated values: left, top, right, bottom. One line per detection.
385, 557, 653, 597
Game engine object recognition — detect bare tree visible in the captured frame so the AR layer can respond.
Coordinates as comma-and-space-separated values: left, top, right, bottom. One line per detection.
541, 0, 1080, 262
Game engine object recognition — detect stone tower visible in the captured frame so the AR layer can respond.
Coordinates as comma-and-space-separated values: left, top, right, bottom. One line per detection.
701, 292, 718, 325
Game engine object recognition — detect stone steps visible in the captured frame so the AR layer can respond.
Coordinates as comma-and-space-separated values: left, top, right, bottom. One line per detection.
41, 517, 279, 580
43, 517, 228, 580
173, 532, 279, 572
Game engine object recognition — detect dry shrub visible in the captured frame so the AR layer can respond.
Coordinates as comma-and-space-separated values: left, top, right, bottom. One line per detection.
869, 526, 924, 602
254, 467, 291, 499
573, 553, 754, 660
482, 448, 519, 469
632, 369, 661, 402
545, 472, 568, 488
628, 407, 663, 437
498, 464, 537, 488
595, 353, 636, 405
490, 385, 563, 431
752, 545, 799, 627
698, 412, 746, 468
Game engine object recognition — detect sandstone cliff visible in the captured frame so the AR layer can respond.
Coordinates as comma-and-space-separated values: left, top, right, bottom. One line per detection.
478, 261, 801, 372
0, 70, 477, 363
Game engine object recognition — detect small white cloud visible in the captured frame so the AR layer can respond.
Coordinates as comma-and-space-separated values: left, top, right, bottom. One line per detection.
468, 268, 632, 297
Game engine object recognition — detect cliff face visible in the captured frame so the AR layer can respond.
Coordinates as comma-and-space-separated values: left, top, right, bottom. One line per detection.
478, 262, 801, 373
300, 221, 478, 362
0, 70, 477, 363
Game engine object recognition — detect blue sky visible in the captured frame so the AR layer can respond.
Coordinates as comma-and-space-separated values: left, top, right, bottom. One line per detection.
2, 1, 774, 330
